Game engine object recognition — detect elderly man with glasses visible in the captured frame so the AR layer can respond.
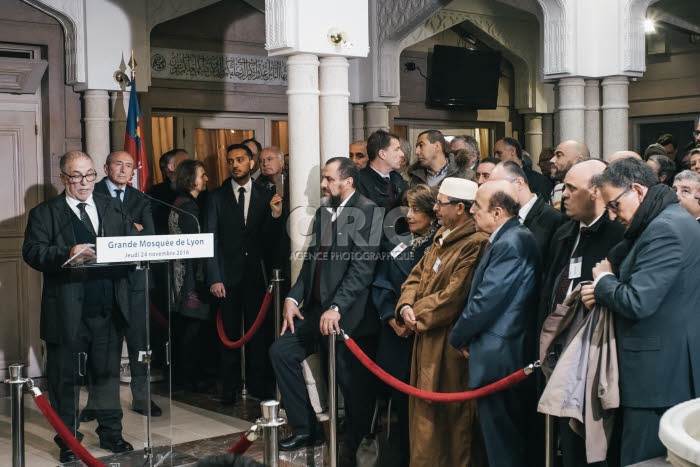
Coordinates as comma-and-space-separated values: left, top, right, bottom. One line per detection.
396, 178, 489, 467
581, 158, 700, 465
22, 151, 137, 462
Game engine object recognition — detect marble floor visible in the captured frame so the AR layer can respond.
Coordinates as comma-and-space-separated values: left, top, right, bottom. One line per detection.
0, 379, 259, 466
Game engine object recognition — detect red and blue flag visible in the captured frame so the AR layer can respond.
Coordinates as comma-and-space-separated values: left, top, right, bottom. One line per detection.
124, 78, 150, 192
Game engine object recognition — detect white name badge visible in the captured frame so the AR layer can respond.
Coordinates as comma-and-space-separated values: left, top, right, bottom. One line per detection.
96, 234, 214, 263
433, 258, 443, 273
569, 256, 583, 279
390, 242, 408, 258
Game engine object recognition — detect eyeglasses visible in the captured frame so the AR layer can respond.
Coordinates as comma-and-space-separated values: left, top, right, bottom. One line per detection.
693, 131, 700, 138
61, 171, 97, 183
435, 199, 474, 210
605, 186, 632, 212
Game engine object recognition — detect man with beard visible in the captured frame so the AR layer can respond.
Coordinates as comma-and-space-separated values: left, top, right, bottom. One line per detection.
581, 158, 700, 465
550, 140, 590, 213
269, 157, 380, 456
207, 143, 282, 402
397, 178, 489, 467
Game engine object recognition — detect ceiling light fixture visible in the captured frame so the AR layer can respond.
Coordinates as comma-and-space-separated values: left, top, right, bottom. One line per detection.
644, 18, 656, 34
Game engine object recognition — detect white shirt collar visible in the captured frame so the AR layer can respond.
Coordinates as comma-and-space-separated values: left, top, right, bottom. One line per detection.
231, 177, 253, 193
518, 194, 538, 223
104, 178, 125, 198
325, 190, 355, 219
370, 165, 390, 179
488, 221, 507, 244
65, 193, 95, 209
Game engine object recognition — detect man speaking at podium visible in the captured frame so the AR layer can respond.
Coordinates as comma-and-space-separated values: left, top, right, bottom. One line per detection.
22, 151, 136, 463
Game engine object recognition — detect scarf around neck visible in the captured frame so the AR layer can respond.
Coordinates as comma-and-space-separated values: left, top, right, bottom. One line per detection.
607, 183, 677, 269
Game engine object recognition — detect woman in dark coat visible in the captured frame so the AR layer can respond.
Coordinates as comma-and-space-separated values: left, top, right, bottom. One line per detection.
371, 184, 438, 467
169, 159, 209, 390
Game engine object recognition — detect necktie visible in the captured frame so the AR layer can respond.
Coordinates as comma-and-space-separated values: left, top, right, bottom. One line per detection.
238, 187, 246, 222
552, 226, 588, 308
77, 202, 96, 236
313, 215, 336, 303
114, 188, 123, 202
384, 177, 396, 209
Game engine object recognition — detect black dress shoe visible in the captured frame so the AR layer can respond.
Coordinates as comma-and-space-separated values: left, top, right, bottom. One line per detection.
132, 400, 162, 417
99, 436, 134, 454
278, 432, 324, 451
78, 408, 96, 423
59, 447, 78, 463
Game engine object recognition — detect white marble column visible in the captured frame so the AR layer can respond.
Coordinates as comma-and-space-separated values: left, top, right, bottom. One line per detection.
542, 114, 554, 150
83, 90, 111, 170
584, 79, 601, 158
287, 54, 321, 281
351, 104, 365, 142
524, 114, 543, 170
556, 77, 585, 143
110, 90, 129, 152
364, 102, 389, 135
319, 57, 350, 164
601, 76, 630, 159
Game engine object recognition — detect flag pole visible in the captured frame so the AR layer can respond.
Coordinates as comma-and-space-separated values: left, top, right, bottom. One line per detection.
128, 49, 136, 83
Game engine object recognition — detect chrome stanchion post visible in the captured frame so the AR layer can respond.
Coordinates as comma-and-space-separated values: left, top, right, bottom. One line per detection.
328, 333, 337, 467
271, 269, 283, 400
257, 400, 286, 467
240, 312, 248, 399
5, 364, 28, 467
545, 414, 555, 467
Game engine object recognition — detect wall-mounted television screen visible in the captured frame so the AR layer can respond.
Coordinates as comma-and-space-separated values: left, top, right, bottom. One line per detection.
428, 45, 501, 109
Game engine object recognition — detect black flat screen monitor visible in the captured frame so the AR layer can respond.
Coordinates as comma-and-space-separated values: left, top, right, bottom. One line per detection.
428, 45, 501, 109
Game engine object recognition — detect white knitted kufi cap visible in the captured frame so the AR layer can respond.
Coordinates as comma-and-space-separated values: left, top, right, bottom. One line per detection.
438, 177, 478, 201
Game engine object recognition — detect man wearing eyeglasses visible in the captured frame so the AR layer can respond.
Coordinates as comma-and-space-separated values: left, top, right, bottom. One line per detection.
22, 151, 137, 462
580, 158, 700, 465
396, 178, 488, 467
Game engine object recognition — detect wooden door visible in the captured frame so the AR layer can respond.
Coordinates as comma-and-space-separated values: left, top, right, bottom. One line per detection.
0, 99, 44, 378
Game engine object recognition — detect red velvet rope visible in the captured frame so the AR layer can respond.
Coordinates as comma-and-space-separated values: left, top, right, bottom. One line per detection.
32, 393, 106, 467
344, 335, 532, 402
216, 290, 273, 349
227, 431, 255, 454
149, 301, 170, 329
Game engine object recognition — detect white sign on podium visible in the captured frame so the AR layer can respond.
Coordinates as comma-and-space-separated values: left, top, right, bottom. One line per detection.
95, 234, 214, 263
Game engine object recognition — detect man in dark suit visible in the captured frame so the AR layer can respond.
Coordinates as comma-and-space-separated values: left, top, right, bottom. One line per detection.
22, 151, 135, 462
581, 158, 700, 465
450, 180, 540, 466
148, 148, 189, 235
538, 159, 625, 466
494, 137, 553, 202
269, 157, 381, 454
208, 143, 282, 402
490, 161, 565, 258
357, 130, 408, 213
84, 150, 160, 418
255, 146, 291, 285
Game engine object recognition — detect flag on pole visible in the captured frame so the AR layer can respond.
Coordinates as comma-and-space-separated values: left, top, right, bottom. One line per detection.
124, 77, 150, 192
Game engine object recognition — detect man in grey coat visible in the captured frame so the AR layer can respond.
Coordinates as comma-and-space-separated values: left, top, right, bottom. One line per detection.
581, 158, 700, 465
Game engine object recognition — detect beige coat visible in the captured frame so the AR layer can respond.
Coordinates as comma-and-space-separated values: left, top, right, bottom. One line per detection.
538, 284, 620, 463
397, 218, 488, 467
